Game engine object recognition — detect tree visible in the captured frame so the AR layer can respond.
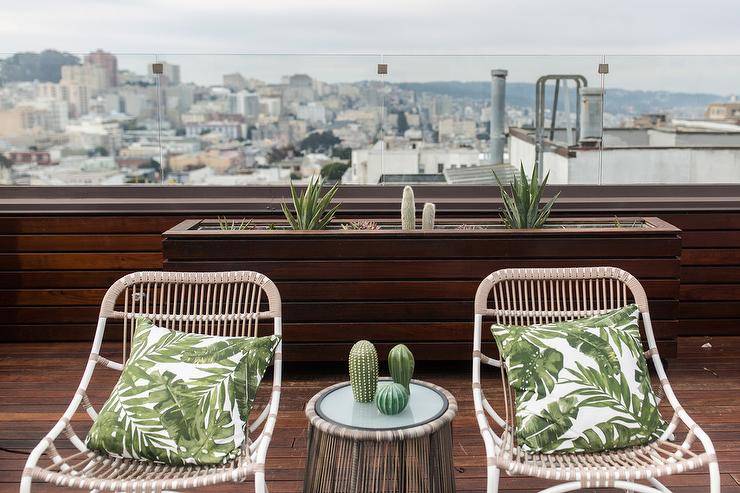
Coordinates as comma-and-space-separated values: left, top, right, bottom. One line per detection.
396, 111, 409, 136
92, 146, 109, 157
332, 146, 352, 160
320, 162, 350, 181
299, 131, 340, 153
0, 50, 80, 83
0, 154, 11, 168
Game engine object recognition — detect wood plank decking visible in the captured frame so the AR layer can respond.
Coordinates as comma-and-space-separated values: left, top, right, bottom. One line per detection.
1, 336, 739, 493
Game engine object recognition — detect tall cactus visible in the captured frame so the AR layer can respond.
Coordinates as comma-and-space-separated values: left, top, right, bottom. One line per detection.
401, 186, 415, 230
348, 340, 378, 402
388, 344, 415, 393
421, 202, 436, 230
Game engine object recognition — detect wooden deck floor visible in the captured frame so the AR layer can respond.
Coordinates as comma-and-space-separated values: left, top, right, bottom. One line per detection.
1, 337, 739, 493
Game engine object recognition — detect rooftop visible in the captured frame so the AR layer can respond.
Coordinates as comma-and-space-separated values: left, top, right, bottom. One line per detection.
1, 337, 737, 492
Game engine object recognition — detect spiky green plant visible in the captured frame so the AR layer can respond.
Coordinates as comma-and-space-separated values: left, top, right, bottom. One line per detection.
217, 217, 253, 230
281, 175, 341, 230
493, 161, 560, 229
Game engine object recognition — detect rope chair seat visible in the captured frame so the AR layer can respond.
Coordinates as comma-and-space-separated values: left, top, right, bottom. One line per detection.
487, 428, 714, 487
26, 445, 257, 492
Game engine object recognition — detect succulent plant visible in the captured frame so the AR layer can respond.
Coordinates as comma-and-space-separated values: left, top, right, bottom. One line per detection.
493, 161, 560, 229
375, 382, 410, 415
421, 203, 435, 230
341, 219, 381, 230
388, 344, 415, 393
348, 340, 378, 402
281, 175, 341, 230
456, 223, 484, 231
401, 186, 415, 230
217, 217, 253, 230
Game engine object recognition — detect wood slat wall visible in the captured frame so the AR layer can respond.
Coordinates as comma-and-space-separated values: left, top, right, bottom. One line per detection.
162, 220, 682, 360
1, 185, 740, 353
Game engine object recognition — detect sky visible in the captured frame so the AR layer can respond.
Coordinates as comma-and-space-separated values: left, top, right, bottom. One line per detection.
2, 0, 740, 93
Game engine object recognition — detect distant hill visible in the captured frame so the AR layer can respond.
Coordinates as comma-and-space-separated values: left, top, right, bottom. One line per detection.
0, 50, 81, 83
396, 81, 727, 115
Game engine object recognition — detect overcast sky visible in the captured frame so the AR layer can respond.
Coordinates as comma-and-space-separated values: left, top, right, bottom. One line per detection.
2, 0, 740, 93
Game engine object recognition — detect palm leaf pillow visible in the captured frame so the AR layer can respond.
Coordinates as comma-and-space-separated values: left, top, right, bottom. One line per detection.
86, 318, 280, 465
491, 304, 666, 454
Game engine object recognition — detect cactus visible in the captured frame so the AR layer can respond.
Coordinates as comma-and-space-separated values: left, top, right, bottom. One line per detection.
375, 382, 409, 415
421, 203, 436, 230
348, 340, 378, 402
388, 344, 415, 393
401, 186, 415, 230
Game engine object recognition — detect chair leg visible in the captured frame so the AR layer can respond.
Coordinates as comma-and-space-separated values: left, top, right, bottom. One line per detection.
709, 461, 720, 493
19, 475, 32, 493
255, 471, 267, 493
487, 465, 500, 493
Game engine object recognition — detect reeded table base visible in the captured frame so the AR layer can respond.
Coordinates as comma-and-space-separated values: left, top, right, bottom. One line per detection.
303, 380, 457, 493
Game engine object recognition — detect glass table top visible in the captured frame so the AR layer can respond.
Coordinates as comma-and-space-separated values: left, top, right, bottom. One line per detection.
316, 379, 448, 430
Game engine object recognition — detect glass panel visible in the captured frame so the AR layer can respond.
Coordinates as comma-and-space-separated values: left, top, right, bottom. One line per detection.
0, 51, 161, 185
600, 55, 740, 184
316, 379, 447, 430
148, 54, 381, 185
378, 55, 602, 186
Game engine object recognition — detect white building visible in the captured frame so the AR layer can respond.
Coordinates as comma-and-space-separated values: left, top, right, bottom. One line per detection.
296, 102, 326, 124
351, 140, 483, 184
229, 91, 260, 118
185, 121, 244, 140
509, 123, 740, 184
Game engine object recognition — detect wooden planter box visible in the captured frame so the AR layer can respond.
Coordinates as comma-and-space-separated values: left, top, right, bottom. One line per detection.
163, 217, 681, 361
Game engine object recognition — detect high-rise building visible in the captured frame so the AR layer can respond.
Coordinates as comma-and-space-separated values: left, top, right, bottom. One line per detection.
84, 49, 118, 86
228, 91, 260, 118
61, 64, 109, 95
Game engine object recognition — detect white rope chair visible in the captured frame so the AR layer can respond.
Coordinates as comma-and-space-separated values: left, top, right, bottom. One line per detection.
20, 270, 283, 493
472, 267, 720, 493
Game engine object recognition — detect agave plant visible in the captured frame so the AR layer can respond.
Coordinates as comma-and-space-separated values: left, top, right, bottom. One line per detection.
281, 175, 341, 230
493, 161, 560, 229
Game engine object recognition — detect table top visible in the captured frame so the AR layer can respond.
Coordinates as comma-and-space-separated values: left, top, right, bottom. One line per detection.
305, 379, 457, 441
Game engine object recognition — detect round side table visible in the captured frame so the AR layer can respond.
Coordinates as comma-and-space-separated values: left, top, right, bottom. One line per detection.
303, 378, 457, 493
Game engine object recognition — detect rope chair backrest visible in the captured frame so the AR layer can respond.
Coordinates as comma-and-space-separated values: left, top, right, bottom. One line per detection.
475, 266, 649, 326
99, 271, 282, 361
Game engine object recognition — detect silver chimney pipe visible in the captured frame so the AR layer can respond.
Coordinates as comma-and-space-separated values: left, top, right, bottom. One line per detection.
579, 86, 604, 144
490, 69, 508, 164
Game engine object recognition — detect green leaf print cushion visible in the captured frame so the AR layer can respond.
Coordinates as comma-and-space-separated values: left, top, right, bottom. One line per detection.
85, 318, 280, 465
491, 304, 666, 454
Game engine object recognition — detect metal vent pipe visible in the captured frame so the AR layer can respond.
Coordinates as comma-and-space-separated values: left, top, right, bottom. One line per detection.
490, 69, 508, 164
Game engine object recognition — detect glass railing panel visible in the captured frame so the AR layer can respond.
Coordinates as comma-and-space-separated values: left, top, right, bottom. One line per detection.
378, 55, 603, 186
149, 54, 382, 185
0, 51, 161, 185
599, 55, 740, 184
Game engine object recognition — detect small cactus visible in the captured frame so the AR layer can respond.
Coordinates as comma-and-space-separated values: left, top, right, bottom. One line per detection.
375, 382, 409, 415
421, 203, 435, 230
388, 344, 415, 393
348, 340, 378, 402
401, 186, 415, 230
